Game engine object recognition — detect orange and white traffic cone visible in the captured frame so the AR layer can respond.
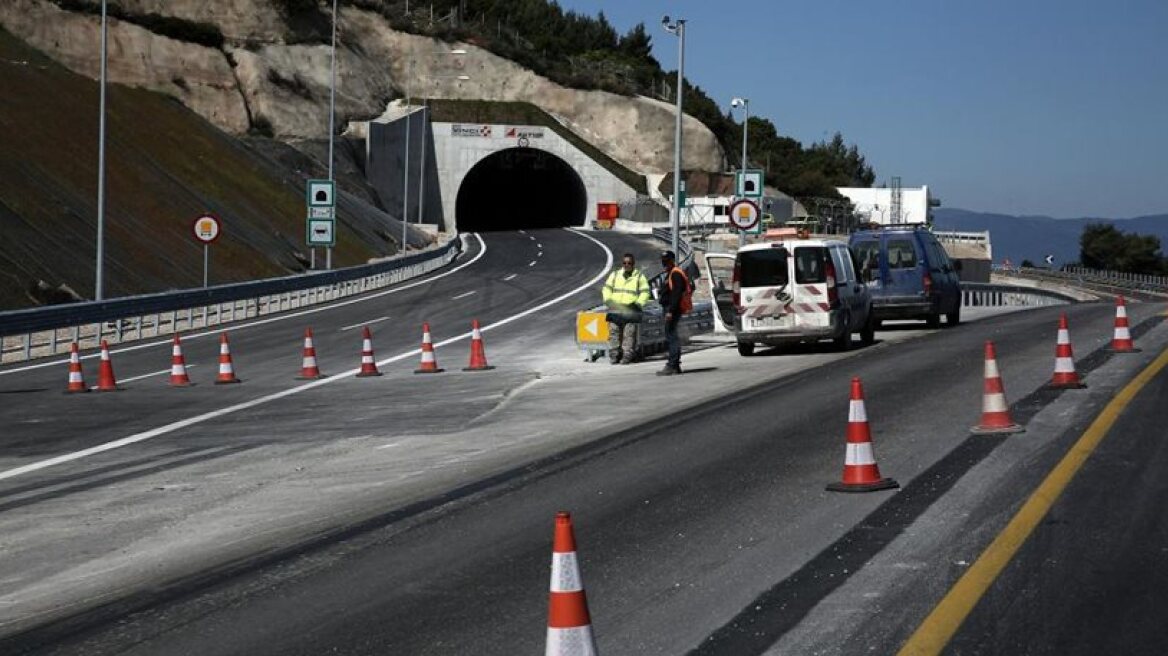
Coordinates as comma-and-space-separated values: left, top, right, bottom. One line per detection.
827, 377, 898, 492
546, 511, 598, 656
463, 319, 494, 371
971, 341, 1024, 434
1048, 313, 1086, 389
356, 326, 382, 377
95, 340, 119, 392
168, 334, 193, 387
414, 322, 443, 374
297, 328, 325, 379
1108, 296, 1138, 353
66, 342, 89, 393
215, 333, 241, 384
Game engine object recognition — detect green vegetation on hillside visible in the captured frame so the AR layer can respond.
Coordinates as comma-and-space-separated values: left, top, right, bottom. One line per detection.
0, 28, 388, 310
1080, 224, 1167, 274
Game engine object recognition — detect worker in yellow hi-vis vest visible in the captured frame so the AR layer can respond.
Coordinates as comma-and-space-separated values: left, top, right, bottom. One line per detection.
601, 252, 652, 364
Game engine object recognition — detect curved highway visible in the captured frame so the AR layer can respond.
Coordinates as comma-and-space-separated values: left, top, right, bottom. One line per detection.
0, 233, 1165, 654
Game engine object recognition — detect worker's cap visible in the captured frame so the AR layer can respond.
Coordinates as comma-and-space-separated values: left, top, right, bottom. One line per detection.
660, 250, 677, 261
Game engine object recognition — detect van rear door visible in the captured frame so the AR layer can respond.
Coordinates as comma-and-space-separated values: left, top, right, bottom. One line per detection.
884, 235, 923, 299
738, 246, 793, 332
702, 253, 737, 333
791, 245, 832, 330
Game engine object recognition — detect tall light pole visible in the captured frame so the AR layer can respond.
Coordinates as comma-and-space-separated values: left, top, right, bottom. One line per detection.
662, 16, 686, 257
731, 96, 749, 247
95, 0, 108, 300
402, 59, 413, 256
324, 0, 339, 270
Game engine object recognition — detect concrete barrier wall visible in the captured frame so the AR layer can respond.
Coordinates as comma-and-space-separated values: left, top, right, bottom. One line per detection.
366, 107, 445, 231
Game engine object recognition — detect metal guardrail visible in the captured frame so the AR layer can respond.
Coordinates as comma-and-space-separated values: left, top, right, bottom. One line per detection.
1060, 266, 1168, 289
960, 282, 1077, 307
0, 239, 462, 363
1009, 266, 1168, 295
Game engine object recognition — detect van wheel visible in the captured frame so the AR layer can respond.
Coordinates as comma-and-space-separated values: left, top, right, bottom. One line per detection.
737, 341, 756, 356
860, 314, 876, 345
925, 313, 941, 328
946, 306, 961, 326
834, 312, 852, 351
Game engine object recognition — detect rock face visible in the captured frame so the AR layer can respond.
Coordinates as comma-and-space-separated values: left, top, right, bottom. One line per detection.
0, 0, 250, 133
0, 0, 724, 174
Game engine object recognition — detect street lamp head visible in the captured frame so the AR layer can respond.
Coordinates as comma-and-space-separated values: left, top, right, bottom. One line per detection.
662, 15, 683, 33
731, 97, 747, 108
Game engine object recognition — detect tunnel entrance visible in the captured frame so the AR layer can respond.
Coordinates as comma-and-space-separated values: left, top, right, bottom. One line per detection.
455, 148, 587, 232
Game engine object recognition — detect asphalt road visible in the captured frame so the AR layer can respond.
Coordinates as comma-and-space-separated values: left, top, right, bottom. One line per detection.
2, 294, 1162, 654
0, 229, 660, 461
944, 348, 1168, 655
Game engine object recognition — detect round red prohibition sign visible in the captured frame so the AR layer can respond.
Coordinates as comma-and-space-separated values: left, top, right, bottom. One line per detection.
192, 214, 222, 244
728, 199, 761, 231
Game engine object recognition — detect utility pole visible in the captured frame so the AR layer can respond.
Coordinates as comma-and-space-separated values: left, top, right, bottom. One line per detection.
95, 0, 108, 300
731, 97, 749, 248
662, 16, 687, 257
325, 0, 339, 270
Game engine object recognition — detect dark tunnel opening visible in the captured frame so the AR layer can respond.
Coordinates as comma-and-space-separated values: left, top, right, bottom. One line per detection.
455, 148, 587, 232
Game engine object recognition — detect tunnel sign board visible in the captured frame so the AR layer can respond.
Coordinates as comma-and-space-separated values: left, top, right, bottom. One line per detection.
736, 169, 764, 198
576, 311, 610, 345
307, 219, 335, 246
729, 199, 761, 231
306, 179, 336, 246
451, 124, 493, 138
504, 126, 545, 140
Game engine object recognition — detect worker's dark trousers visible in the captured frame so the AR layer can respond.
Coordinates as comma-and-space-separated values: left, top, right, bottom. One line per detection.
665, 316, 681, 370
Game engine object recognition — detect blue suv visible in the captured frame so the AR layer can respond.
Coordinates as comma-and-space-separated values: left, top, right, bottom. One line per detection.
848, 227, 962, 327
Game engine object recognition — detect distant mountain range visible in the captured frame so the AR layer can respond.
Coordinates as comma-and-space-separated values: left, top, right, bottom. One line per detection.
932, 208, 1168, 267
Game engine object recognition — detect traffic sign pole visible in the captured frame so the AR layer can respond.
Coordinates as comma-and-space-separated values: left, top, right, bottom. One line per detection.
192, 213, 222, 289
306, 180, 337, 270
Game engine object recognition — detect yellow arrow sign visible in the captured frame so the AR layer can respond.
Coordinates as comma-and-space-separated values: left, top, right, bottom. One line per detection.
576, 311, 609, 344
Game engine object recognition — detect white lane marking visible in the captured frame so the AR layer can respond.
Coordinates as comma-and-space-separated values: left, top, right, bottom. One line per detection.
0, 230, 612, 483
1, 235, 487, 376
340, 316, 389, 332
537, 251, 543, 258
528, 261, 537, 267
376, 443, 401, 450
95, 365, 200, 388
529, 235, 536, 241
536, 242, 542, 249
452, 291, 477, 300
503, 274, 518, 281
518, 230, 526, 235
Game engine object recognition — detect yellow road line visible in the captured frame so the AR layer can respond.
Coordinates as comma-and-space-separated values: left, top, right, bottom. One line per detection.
898, 346, 1168, 655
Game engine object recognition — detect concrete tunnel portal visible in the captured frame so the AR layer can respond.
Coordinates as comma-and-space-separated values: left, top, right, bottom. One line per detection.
455, 148, 587, 232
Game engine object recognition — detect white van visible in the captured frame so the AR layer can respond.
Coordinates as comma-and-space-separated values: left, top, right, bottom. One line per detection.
704, 236, 875, 355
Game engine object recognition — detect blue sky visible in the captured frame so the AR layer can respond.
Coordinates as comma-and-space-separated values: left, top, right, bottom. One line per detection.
558, 0, 1168, 219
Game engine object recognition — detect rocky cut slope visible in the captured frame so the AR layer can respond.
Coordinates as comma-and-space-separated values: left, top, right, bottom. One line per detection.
0, 0, 723, 175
